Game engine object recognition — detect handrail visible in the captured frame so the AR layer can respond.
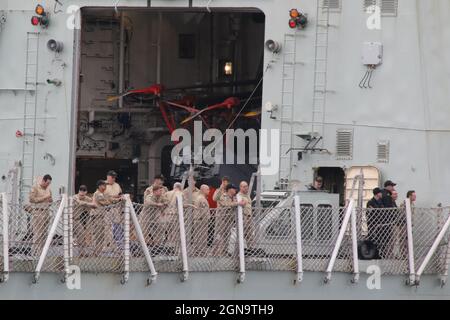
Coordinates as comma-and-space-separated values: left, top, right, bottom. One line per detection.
236, 194, 246, 284
34, 195, 67, 283
415, 213, 450, 285
293, 195, 303, 284
405, 199, 416, 285
176, 194, 189, 282
125, 195, 157, 285
325, 199, 354, 283
1, 193, 9, 283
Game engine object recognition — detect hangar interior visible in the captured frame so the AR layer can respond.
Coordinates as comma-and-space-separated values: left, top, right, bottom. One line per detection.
75, 8, 265, 199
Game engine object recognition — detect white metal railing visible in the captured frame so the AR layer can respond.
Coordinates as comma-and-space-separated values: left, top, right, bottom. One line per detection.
1, 194, 449, 287
1, 193, 9, 283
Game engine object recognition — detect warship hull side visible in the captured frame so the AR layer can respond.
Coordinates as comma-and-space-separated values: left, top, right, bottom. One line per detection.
0, 272, 449, 300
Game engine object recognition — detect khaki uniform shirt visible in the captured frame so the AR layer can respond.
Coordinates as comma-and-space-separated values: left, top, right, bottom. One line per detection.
164, 190, 183, 206
29, 184, 52, 204
183, 186, 200, 203
144, 185, 168, 199
105, 182, 122, 204
194, 194, 210, 217
238, 192, 252, 217
72, 194, 93, 207
217, 193, 238, 208
93, 190, 112, 207
144, 193, 168, 207
213, 187, 226, 202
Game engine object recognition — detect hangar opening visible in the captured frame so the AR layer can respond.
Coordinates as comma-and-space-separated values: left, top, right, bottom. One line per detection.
74, 8, 265, 200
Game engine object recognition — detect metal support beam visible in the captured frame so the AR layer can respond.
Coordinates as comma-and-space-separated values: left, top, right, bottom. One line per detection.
325, 199, 355, 283
236, 194, 246, 284
125, 195, 157, 285
293, 195, 303, 284
405, 199, 416, 285
1, 193, 9, 283
63, 197, 71, 283
122, 198, 130, 285
415, 213, 450, 285
176, 194, 189, 282
34, 195, 67, 284
350, 206, 360, 283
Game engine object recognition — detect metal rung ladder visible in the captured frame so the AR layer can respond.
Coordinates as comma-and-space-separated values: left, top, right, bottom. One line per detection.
277, 33, 299, 188
311, 2, 331, 139
19, 32, 40, 204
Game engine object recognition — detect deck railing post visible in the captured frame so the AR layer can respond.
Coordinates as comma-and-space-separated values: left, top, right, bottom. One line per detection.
350, 206, 359, 283
63, 197, 71, 283
34, 195, 67, 284
121, 196, 131, 285
176, 194, 189, 282
293, 195, 303, 284
415, 213, 450, 285
125, 195, 157, 285
325, 199, 354, 283
404, 199, 416, 285
1, 193, 9, 283
236, 194, 246, 284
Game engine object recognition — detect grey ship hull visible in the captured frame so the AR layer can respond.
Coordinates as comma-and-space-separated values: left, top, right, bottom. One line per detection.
0, 272, 448, 300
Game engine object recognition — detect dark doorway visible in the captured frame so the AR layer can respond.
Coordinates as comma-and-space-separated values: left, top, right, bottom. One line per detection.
317, 167, 346, 206
75, 159, 138, 198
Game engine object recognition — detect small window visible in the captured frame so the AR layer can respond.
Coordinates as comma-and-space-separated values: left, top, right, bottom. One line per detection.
364, 0, 398, 17
322, 0, 341, 11
377, 141, 390, 163
336, 129, 353, 160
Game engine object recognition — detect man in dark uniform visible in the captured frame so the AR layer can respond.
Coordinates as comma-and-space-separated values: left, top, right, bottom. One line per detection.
381, 180, 397, 208
367, 188, 384, 208
308, 176, 324, 191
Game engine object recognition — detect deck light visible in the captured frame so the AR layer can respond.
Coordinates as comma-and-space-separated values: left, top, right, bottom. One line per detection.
31, 4, 49, 28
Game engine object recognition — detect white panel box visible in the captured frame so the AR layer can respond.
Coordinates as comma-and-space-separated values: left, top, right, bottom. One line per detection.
362, 42, 383, 66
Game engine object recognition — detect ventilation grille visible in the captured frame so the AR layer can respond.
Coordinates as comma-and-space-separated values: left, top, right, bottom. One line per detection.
377, 141, 390, 163
364, 0, 398, 17
336, 129, 353, 160
323, 0, 341, 11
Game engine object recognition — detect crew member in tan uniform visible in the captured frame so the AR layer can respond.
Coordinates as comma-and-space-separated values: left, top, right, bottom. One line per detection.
142, 185, 168, 246
72, 185, 96, 256
238, 181, 255, 249
144, 175, 168, 199
104, 171, 124, 251
91, 180, 113, 256
213, 184, 245, 256
183, 175, 200, 204
163, 183, 184, 249
29, 174, 53, 256
192, 185, 210, 256
213, 176, 230, 203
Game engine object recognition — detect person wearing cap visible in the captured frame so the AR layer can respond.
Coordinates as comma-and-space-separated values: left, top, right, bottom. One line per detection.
367, 188, 384, 209
72, 185, 96, 255
382, 180, 397, 208
144, 175, 168, 199
28, 174, 53, 257
90, 180, 112, 255
104, 171, 125, 252
213, 184, 246, 255
308, 176, 324, 191
142, 185, 168, 247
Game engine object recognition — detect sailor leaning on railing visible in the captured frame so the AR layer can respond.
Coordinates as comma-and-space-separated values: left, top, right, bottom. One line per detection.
27, 174, 53, 257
